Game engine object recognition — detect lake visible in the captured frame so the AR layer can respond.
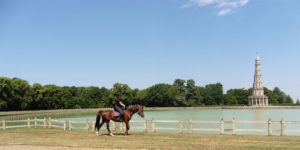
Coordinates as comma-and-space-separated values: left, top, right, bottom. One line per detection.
2, 108, 300, 136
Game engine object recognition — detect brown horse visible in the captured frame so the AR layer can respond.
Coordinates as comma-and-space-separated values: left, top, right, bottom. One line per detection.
95, 104, 145, 136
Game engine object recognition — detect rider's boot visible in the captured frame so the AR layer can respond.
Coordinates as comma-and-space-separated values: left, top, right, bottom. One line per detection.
119, 113, 124, 121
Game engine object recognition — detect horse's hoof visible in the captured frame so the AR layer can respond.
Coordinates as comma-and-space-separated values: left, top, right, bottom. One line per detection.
109, 133, 114, 136
96, 132, 100, 136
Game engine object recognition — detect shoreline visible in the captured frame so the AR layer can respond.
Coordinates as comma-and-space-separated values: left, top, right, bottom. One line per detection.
147, 105, 300, 110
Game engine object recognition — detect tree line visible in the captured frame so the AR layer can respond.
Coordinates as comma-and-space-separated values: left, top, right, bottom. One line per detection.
0, 77, 295, 111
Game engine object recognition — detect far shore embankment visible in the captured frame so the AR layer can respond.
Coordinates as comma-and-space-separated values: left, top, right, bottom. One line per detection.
1, 105, 300, 117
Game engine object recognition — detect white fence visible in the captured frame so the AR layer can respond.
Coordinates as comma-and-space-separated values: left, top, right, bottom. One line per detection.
1, 117, 300, 136
0, 108, 107, 116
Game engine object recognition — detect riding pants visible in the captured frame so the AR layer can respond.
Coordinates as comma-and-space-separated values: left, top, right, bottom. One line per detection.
114, 105, 124, 116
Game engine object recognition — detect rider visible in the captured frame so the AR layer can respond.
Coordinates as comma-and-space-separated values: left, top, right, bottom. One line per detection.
114, 92, 126, 119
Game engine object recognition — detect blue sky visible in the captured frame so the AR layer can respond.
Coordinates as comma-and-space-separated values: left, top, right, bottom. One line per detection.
0, 0, 299, 100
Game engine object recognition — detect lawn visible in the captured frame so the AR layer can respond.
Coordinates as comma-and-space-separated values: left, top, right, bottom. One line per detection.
1, 128, 300, 149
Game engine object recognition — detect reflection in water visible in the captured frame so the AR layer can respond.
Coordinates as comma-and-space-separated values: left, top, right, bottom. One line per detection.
253, 109, 266, 120
252, 109, 266, 134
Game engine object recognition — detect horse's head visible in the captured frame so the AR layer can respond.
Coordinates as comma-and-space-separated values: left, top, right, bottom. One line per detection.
128, 104, 145, 118
137, 105, 145, 118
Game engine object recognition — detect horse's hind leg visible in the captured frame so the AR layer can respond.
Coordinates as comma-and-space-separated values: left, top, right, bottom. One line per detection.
106, 121, 114, 136
96, 120, 105, 136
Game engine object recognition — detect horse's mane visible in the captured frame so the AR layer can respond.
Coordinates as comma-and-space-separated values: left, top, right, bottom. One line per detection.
127, 104, 141, 112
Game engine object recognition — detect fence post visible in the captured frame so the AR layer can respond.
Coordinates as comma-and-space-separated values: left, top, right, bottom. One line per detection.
188, 120, 192, 133
120, 123, 123, 131
64, 120, 67, 131
2, 120, 5, 130
179, 120, 184, 134
69, 120, 72, 131
111, 121, 116, 131
92, 121, 95, 131
144, 119, 147, 133
220, 118, 224, 135
89, 120, 93, 131
48, 117, 51, 129
44, 117, 47, 128
27, 118, 30, 128
178, 120, 181, 133
34, 117, 37, 128
232, 118, 235, 135
151, 118, 155, 133
85, 119, 89, 130
268, 118, 272, 136
280, 118, 285, 136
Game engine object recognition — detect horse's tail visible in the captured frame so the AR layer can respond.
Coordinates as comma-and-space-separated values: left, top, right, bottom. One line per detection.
95, 110, 102, 130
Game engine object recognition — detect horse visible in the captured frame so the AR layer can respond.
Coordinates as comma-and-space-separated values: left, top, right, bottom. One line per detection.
94, 104, 145, 136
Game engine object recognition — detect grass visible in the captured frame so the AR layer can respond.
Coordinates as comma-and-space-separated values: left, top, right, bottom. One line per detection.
1, 128, 300, 149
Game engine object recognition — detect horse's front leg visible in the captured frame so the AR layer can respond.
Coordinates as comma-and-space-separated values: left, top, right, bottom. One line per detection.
106, 121, 114, 136
125, 122, 130, 135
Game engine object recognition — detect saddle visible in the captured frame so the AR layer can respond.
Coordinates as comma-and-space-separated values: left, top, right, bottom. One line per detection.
113, 111, 120, 117
113, 111, 124, 122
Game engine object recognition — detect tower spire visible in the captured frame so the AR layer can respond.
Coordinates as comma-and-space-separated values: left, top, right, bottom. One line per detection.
248, 53, 268, 106
256, 52, 260, 60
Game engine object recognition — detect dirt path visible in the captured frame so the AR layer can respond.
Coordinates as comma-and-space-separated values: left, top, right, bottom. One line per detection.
0, 145, 125, 150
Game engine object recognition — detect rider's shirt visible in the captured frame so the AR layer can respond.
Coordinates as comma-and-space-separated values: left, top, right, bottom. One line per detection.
115, 98, 125, 108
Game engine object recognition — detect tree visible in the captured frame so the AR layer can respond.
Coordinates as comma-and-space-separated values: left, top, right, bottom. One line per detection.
81, 86, 103, 108
296, 99, 300, 105
186, 79, 202, 106
135, 89, 147, 105
285, 96, 293, 104
264, 87, 278, 104
0, 77, 13, 111
202, 83, 223, 105
273, 87, 293, 104
31, 83, 43, 110
223, 93, 238, 105
225, 89, 248, 105
10, 78, 32, 110
144, 84, 176, 107
99, 87, 111, 107
0, 76, 296, 109
42, 85, 66, 109
273, 87, 285, 103
130, 88, 140, 105
186, 79, 196, 101
173, 79, 187, 106
110, 83, 134, 106
195, 86, 205, 105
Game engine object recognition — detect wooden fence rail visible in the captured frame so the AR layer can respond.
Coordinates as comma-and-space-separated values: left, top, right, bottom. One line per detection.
1, 117, 300, 136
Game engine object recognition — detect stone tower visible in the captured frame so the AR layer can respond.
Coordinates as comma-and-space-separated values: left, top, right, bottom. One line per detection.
248, 54, 268, 106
